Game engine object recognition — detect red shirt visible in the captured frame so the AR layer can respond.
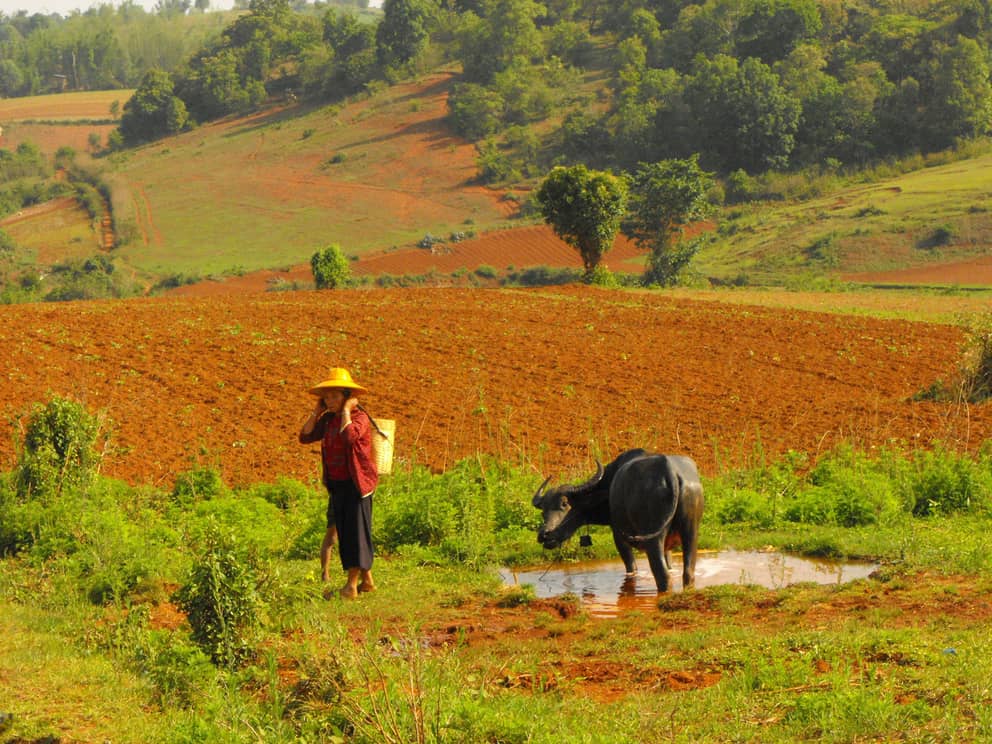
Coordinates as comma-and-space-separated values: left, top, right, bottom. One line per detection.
300, 408, 379, 497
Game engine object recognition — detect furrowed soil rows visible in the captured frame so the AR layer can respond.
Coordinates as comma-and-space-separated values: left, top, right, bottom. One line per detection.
0, 287, 987, 488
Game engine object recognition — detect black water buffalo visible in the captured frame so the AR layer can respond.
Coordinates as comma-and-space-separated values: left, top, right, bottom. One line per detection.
533, 449, 704, 592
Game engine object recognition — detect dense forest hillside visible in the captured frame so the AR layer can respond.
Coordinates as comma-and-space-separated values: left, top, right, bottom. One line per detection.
0, 0, 990, 299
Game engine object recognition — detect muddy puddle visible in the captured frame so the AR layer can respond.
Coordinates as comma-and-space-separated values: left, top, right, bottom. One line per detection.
499, 550, 879, 618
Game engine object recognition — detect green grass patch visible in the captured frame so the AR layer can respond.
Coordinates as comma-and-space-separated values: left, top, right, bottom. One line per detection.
697, 148, 992, 284
4, 398, 992, 741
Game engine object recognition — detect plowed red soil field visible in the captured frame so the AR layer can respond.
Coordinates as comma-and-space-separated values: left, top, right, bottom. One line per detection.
1, 287, 989, 489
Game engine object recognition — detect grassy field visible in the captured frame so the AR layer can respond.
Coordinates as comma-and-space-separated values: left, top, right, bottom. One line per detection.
669, 285, 992, 324
697, 149, 992, 284
2, 445, 992, 743
103, 70, 516, 279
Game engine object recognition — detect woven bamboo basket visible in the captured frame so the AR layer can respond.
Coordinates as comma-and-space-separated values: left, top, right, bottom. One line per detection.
371, 419, 395, 475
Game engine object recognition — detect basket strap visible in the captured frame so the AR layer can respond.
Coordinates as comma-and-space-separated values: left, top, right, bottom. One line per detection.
357, 404, 389, 439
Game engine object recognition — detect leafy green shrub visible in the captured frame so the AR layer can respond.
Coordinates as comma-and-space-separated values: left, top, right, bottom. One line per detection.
14, 396, 104, 501
447, 82, 503, 140
711, 486, 776, 527
960, 312, 992, 402
174, 522, 266, 668
146, 632, 217, 709
79, 502, 167, 604
503, 265, 582, 286
476, 139, 522, 184
906, 446, 992, 516
190, 495, 289, 557
376, 458, 538, 566
310, 244, 352, 289
0, 473, 31, 555
804, 233, 839, 266
724, 169, 755, 204
377, 466, 460, 552
242, 477, 315, 511
150, 272, 200, 292
587, 265, 619, 287
919, 224, 956, 248
803, 449, 903, 527
782, 488, 837, 525
171, 466, 228, 506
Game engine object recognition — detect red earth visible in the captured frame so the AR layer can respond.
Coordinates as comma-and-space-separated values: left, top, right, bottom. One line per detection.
0, 286, 987, 489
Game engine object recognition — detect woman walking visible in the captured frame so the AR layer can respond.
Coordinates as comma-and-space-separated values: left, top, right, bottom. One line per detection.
299, 367, 378, 599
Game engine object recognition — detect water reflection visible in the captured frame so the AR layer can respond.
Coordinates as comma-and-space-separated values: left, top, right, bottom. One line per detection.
499, 550, 878, 617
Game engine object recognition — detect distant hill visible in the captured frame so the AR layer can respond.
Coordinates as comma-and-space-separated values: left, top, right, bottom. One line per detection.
3, 83, 992, 292
104, 70, 522, 282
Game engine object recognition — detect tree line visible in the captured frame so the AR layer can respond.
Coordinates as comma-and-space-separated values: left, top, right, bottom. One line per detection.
0, 2, 235, 96
109, 0, 992, 177
100, 0, 990, 287
443, 0, 992, 179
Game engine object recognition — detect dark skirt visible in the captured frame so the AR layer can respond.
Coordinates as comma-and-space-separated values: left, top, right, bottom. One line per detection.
327, 479, 374, 571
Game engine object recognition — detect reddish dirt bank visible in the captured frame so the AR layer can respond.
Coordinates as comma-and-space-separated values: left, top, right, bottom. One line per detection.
844, 255, 992, 286
0, 287, 987, 488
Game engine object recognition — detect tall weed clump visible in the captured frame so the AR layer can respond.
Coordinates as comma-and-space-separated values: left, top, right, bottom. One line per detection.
1, 397, 106, 556
903, 444, 992, 516
960, 312, 992, 403
375, 457, 540, 567
174, 521, 268, 668
707, 443, 992, 533
917, 312, 992, 403
13, 396, 104, 501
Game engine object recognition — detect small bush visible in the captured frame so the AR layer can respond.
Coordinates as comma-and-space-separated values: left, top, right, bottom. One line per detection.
375, 458, 539, 566
504, 265, 582, 287
243, 477, 314, 510
145, 633, 217, 709
14, 396, 104, 501
712, 486, 776, 527
171, 466, 228, 506
960, 313, 992, 402
907, 446, 992, 516
920, 224, 956, 248
310, 244, 352, 289
587, 265, 619, 287
173, 522, 266, 668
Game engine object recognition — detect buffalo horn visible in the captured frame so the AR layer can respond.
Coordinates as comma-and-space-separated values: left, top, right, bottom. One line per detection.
557, 460, 605, 496
532, 476, 552, 506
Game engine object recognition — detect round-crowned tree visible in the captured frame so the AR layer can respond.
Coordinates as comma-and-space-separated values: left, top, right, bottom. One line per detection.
536, 165, 628, 281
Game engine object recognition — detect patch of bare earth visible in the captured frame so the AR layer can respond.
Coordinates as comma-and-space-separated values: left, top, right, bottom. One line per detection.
166, 225, 647, 295
0, 287, 988, 489
341, 573, 992, 704
843, 255, 992, 286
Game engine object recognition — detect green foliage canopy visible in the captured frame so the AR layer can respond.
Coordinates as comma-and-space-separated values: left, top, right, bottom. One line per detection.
310, 243, 352, 288
623, 155, 713, 285
376, 0, 435, 70
119, 68, 189, 145
536, 164, 628, 279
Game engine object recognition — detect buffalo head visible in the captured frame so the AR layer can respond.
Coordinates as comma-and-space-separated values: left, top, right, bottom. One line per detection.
533, 461, 604, 549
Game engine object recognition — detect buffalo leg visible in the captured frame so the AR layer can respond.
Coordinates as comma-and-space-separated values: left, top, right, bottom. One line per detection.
646, 540, 671, 592
679, 525, 699, 589
612, 528, 636, 575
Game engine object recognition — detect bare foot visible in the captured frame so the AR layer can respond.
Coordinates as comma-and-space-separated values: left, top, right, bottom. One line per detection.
358, 582, 376, 593
339, 585, 358, 599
